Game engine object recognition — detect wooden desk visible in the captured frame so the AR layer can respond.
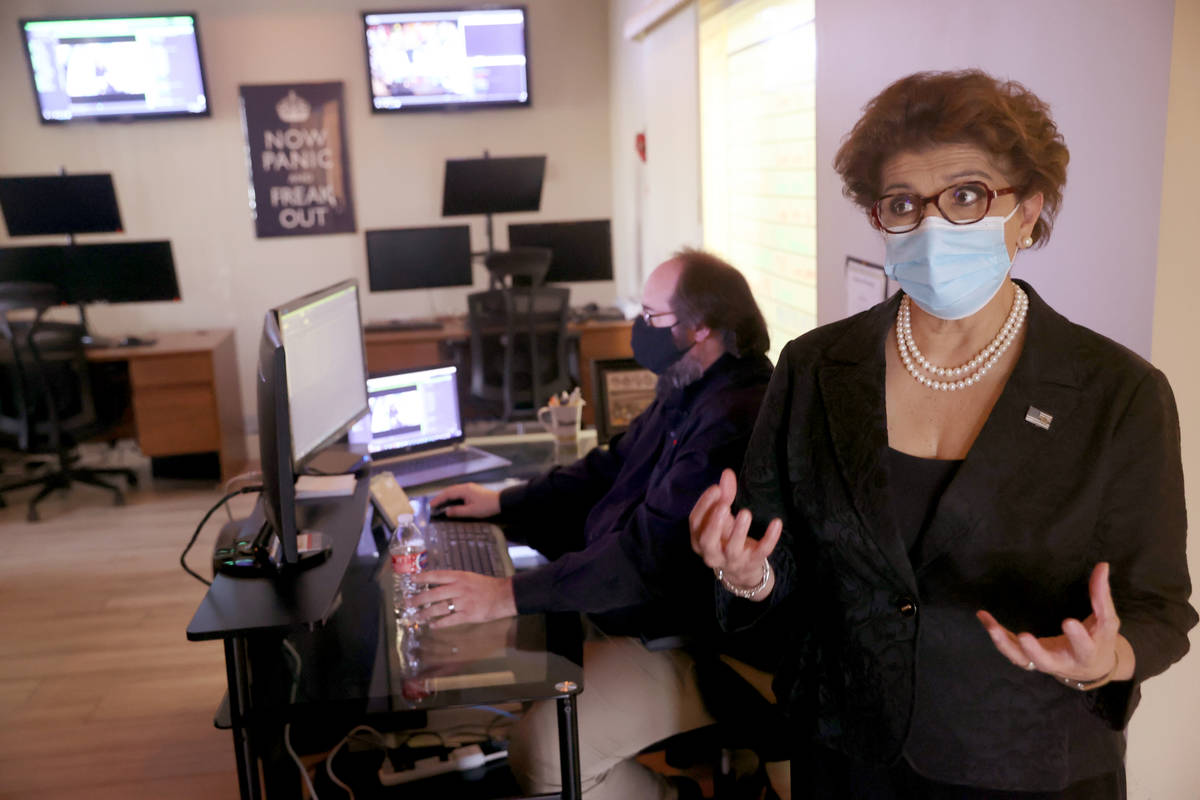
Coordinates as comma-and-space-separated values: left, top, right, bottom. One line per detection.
364, 318, 633, 425
86, 329, 247, 482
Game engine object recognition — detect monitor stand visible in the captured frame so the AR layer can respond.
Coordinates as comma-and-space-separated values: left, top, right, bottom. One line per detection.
305, 444, 370, 476
212, 506, 334, 578
76, 299, 117, 348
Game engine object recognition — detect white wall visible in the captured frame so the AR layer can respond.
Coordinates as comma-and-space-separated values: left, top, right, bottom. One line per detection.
608, 0, 701, 301
1132, 1, 1200, 796
0, 0, 614, 425
614, 0, 1174, 355
610, 0, 649, 300
640, 4, 702, 268
814, 0, 1174, 358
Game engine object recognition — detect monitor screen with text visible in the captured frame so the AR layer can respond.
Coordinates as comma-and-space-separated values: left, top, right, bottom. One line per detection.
276, 282, 369, 465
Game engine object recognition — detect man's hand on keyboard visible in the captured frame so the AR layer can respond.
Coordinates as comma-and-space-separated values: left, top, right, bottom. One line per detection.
430, 483, 500, 518
412, 570, 517, 628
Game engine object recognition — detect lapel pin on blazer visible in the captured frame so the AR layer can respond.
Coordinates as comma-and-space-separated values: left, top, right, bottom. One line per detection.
1025, 406, 1053, 430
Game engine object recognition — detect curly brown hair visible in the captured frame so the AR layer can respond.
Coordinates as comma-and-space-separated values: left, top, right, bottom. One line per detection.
833, 70, 1069, 246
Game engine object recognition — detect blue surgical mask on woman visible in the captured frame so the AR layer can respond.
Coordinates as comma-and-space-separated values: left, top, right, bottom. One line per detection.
883, 204, 1020, 320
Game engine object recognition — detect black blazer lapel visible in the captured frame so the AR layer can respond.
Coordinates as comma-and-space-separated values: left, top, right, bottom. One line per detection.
914, 282, 1084, 573
819, 295, 918, 594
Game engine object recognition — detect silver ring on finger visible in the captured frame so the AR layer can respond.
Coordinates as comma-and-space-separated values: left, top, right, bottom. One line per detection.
446, 601, 456, 614
1024, 660, 1036, 671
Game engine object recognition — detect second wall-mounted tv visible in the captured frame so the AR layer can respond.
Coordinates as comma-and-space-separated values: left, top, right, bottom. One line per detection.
363, 7, 530, 113
19, 14, 210, 123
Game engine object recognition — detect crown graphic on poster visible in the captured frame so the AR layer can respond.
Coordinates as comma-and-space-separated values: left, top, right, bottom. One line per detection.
275, 90, 311, 124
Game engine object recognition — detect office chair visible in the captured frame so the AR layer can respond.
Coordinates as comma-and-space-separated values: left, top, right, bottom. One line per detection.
0, 282, 137, 521
466, 284, 571, 424
484, 246, 553, 290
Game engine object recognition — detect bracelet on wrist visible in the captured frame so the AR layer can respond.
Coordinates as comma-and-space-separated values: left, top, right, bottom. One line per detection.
716, 560, 771, 599
1058, 647, 1120, 691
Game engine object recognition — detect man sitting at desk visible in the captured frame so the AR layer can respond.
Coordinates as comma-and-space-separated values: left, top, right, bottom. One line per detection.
413, 249, 774, 799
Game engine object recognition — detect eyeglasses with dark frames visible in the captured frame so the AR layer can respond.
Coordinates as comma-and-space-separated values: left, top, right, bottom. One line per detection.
640, 309, 677, 327
871, 181, 1018, 234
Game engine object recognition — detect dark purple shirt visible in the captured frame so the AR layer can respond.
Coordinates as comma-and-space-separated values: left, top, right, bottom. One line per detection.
499, 352, 772, 640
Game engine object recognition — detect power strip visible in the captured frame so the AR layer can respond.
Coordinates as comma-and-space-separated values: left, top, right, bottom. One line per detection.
378, 744, 508, 786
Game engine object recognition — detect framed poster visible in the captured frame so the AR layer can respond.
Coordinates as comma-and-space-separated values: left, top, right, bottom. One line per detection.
591, 358, 656, 444
240, 81, 356, 238
844, 255, 893, 317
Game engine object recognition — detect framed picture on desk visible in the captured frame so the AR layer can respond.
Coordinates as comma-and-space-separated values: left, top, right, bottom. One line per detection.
591, 358, 656, 444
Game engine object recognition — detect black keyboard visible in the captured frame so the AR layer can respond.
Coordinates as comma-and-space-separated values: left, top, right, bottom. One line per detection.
365, 318, 444, 332
388, 449, 479, 477
429, 521, 510, 577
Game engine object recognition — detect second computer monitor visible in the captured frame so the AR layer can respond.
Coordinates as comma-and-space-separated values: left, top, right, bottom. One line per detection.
366, 225, 473, 292
0, 174, 122, 236
507, 219, 613, 283
442, 156, 546, 216
273, 280, 369, 468
68, 241, 181, 303
0, 241, 180, 304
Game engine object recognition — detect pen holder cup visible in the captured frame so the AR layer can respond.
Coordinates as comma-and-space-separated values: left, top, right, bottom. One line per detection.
537, 404, 582, 450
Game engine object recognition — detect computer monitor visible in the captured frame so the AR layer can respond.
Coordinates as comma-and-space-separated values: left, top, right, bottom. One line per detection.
348, 364, 465, 458
0, 245, 66, 283
0, 174, 122, 235
256, 310, 302, 566
363, 7, 531, 113
272, 280, 370, 469
67, 241, 181, 303
365, 225, 473, 291
0, 241, 180, 304
507, 219, 614, 282
442, 156, 545, 216
19, 14, 210, 124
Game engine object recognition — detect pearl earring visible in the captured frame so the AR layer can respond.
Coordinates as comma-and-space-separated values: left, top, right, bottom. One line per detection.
1022, 236, 1033, 248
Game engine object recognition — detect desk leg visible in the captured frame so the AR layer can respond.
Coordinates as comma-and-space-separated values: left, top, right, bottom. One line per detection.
225, 637, 261, 800
555, 693, 582, 800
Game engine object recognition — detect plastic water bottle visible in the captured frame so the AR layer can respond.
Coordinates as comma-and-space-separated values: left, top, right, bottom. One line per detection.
390, 522, 426, 630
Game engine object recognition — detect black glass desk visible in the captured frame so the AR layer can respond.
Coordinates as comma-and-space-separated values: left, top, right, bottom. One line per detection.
187, 441, 588, 799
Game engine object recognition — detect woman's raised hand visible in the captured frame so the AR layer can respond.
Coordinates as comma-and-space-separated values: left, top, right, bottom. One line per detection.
689, 468, 782, 595
977, 562, 1134, 687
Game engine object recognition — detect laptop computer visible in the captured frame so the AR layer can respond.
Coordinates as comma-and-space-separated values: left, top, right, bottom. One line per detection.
349, 363, 511, 487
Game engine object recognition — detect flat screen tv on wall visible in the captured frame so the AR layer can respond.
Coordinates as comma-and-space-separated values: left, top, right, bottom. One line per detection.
19, 13, 211, 123
363, 7, 531, 113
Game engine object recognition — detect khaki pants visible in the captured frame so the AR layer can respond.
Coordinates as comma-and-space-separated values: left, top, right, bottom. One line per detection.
508, 630, 715, 800
507, 626, 790, 800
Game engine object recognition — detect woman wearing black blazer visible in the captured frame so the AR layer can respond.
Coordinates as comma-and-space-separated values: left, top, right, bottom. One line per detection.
690, 71, 1195, 798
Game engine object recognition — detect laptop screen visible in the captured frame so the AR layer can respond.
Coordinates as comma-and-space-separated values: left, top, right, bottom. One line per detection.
348, 365, 464, 457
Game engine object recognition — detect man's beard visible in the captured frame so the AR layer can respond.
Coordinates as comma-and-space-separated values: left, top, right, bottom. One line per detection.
656, 349, 704, 395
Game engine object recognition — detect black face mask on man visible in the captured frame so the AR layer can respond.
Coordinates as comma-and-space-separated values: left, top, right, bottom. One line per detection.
631, 316, 694, 375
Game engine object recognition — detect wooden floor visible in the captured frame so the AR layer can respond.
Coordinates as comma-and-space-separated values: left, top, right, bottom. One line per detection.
0, 449, 244, 799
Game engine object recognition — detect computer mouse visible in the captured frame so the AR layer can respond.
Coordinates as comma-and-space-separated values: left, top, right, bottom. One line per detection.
584, 302, 599, 312
430, 498, 465, 519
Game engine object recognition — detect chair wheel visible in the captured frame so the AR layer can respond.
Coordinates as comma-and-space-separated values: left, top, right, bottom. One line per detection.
126, 473, 139, 488
27, 508, 39, 522
113, 494, 126, 507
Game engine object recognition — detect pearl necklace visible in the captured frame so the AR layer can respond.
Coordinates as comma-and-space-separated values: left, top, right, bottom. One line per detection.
896, 284, 1028, 391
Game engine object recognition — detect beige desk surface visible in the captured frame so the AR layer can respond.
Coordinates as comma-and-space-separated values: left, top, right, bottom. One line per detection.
85, 328, 234, 361
362, 316, 632, 344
